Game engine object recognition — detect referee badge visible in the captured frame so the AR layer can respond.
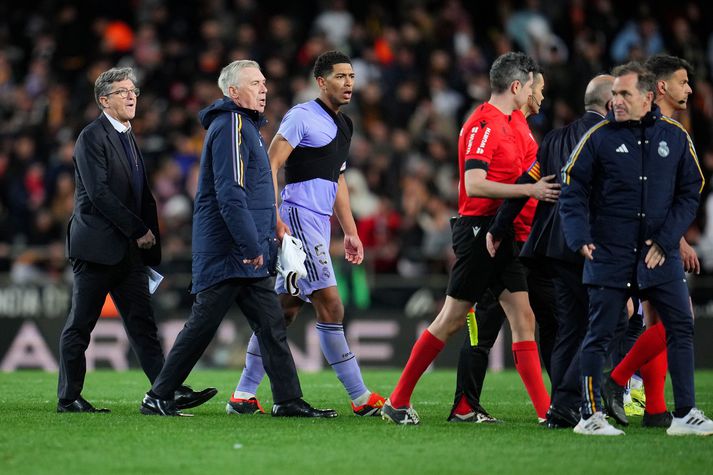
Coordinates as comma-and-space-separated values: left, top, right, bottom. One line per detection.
658, 141, 669, 158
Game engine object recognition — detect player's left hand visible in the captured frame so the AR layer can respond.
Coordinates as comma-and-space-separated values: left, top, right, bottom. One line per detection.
344, 234, 364, 265
486, 232, 501, 258
679, 239, 700, 274
644, 240, 666, 269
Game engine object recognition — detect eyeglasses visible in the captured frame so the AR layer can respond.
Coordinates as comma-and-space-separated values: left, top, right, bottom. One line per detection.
104, 88, 141, 98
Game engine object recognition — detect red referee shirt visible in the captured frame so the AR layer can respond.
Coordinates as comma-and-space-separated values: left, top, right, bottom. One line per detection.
510, 109, 538, 242
457, 102, 522, 217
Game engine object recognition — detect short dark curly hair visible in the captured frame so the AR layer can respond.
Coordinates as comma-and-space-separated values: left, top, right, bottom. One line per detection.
313, 50, 352, 79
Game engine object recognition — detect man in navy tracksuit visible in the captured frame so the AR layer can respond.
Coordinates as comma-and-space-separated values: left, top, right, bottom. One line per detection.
139, 60, 336, 418
560, 62, 711, 435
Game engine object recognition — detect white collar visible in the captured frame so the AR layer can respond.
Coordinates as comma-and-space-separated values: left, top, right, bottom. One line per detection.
103, 111, 131, 133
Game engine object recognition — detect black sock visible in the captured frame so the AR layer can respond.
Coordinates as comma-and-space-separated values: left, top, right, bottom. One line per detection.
59, 398, 73, 405
674, 406, 693, 418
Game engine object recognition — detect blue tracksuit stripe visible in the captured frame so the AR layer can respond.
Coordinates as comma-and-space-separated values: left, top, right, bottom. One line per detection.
561, 120, 609, 184
231, 113, 245, 187
192, 98, 276, 292
660, 116, 705, 193
587, 376, 596, 413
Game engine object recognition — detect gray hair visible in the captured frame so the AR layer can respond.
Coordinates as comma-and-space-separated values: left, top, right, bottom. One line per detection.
94, 67, 137, 109
489, 52, 538, 94
218, 60, 261, 96
611, 61, 656, 96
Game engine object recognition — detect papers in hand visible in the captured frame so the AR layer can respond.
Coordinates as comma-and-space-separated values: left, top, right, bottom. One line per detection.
147, 267, 164, 294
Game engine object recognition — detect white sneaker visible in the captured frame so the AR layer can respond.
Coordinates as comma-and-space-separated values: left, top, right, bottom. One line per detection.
573, 412, 625, 436
667, 408, 713, 436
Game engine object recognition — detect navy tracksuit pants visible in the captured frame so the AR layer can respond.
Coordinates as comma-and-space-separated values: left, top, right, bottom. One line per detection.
581, 278, 695, 417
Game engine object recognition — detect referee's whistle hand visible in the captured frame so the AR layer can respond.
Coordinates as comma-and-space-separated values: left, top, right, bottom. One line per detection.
531, 175, 561, 202
486, 232, 500, 258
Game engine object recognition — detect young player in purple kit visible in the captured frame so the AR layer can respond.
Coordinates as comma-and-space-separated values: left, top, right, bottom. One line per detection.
227, 51, 385, 416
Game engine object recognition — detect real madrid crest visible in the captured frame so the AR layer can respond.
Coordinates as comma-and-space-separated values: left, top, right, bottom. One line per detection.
658, 141, 669, 158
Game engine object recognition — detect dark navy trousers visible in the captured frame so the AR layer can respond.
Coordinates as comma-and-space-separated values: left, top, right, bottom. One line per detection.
151, 277, 303, 404
581, 279, 695, 417
549, 261, 589, 412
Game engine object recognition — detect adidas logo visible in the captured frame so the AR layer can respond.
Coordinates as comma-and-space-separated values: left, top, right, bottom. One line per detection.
616, 144, 629, 153
686, 416, 706, 426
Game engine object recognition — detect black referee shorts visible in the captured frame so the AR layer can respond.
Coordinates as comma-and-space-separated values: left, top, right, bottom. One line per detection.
446, 215, 528, 303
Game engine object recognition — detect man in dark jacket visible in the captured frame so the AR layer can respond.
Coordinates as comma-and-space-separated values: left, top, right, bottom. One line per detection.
560, 62, 710, 436
58, 67, 213, 413
140, 60, 336, 418
530, 75, 614, 429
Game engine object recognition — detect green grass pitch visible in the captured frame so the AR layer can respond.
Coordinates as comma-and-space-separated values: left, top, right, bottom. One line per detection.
1, 369, 711, 474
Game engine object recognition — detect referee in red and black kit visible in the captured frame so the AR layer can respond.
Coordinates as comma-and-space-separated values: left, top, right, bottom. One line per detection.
480, 75, 617, 428
383, 52, 558, 425
447, 69, 558, 424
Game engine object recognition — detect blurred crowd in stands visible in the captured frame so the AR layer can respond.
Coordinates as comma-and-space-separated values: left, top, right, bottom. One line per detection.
2, 0, 713, 286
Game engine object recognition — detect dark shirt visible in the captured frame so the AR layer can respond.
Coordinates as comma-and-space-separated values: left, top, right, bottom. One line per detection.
116, 129, 144, 210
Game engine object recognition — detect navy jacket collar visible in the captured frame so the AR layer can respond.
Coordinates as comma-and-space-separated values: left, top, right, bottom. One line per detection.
607, 104, 661, 128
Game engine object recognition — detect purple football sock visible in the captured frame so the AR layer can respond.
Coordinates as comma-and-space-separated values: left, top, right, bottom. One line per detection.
235, 333, 265, 397
316, 322, 368, 401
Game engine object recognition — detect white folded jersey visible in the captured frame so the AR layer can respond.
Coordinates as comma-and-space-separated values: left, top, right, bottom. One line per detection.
276, 234, 308, 296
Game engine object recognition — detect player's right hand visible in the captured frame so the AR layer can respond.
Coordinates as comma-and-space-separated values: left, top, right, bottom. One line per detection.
531, 175, 560, 202
276, 219, 291, 242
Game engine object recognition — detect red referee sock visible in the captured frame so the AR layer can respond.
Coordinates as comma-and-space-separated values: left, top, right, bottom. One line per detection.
389, 330, 445, 408
611, 323, 666, 387
641, 348, 668, 414
453, 395, 473, 416
512, 340, 550, 419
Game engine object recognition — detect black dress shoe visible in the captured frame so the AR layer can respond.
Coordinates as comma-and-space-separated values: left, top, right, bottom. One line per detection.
546, 405, 579, 428
271, 398, 338, 418
174, 385, 218, 410
601, 371, 629, 426
57, 396, 110, 413
140, 393, 189, 416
